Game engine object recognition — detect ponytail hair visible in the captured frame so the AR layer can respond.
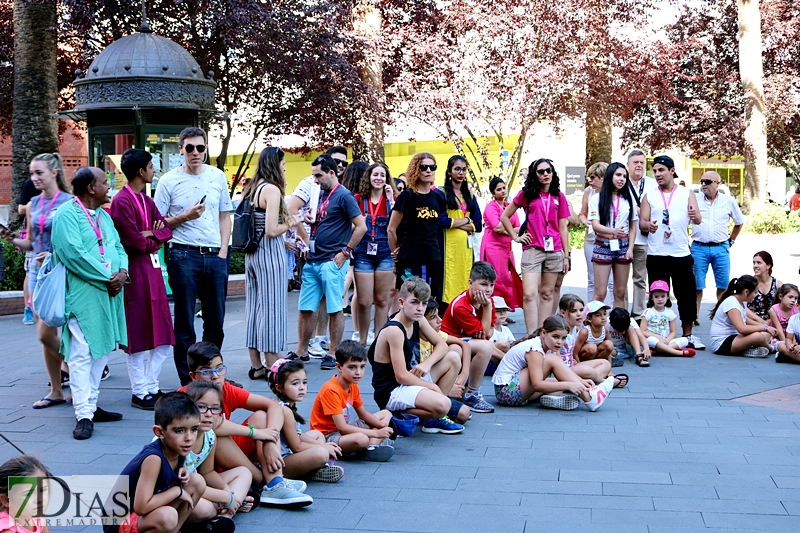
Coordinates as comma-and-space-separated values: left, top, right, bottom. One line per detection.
267, 359, 307, 425
773, 283, 799, 306
709, 275, 758, 319
509, 315, 569, 350
31, 153, 70, 193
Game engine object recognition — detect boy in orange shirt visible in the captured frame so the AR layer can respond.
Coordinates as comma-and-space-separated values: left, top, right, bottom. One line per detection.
310, 341, 395, 461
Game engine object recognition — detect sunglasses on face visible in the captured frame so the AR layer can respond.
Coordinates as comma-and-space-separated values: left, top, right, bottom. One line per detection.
536, 167, 553, 176
420, 164, 438, 171
700, 179, 717, 185
335, 159, 348, 168
183, 144, 206, 154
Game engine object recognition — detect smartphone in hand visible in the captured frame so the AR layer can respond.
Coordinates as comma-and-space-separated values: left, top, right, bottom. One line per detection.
199, 195, 207, 204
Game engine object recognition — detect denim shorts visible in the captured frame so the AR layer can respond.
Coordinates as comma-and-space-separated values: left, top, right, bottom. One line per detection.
353, 251, 394, 273
298, 259, 349, 313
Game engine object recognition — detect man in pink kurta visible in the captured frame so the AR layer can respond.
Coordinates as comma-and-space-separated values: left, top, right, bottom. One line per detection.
110, 149, 175, 410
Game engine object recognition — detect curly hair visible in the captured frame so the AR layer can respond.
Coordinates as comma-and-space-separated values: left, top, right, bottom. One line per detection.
405, 152, 436, 192
522, 158, 561, 201
358, 162, 396, 200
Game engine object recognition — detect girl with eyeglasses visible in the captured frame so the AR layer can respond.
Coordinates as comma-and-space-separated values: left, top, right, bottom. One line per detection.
500, 159, 571, 333
441, 156, 483, 305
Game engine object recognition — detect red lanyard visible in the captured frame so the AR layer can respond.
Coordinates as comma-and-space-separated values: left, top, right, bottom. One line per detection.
311, 183, 340, 239
612, 194, 621, 226
74, 198, 105, 256
366, 196, 383, 238
124, 185, 149, 229
37, 190, 61, 247
660, 184, 676, 215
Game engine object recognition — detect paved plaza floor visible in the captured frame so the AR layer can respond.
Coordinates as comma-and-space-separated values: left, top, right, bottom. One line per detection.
1, 233, 800, 532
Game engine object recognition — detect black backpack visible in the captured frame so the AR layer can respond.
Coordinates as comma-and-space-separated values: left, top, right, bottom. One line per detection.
231, 186, 265, 253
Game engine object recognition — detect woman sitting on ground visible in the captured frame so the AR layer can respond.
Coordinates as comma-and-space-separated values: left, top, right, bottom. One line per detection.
709, 275, 777, 358
750, 251, 783, 322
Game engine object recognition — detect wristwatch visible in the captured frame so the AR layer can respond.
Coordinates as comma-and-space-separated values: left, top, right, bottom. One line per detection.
728, 238, 735, 245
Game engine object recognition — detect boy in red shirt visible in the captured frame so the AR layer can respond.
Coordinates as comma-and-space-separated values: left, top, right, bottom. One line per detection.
182, 342, 312, 507
310, 341, 395, 461
440, 261, 497, 413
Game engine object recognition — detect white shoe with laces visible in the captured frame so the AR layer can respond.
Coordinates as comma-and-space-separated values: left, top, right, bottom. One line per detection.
688, 335, 706, 350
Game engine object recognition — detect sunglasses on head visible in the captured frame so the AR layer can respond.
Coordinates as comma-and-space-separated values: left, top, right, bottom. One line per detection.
420, 164, 438, 171
183, 144, 206, 154
700, 179, 717, 185
536, 167, 553, 176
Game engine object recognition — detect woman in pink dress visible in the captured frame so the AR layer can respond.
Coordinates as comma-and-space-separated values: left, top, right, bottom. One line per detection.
480, 177, 521, 310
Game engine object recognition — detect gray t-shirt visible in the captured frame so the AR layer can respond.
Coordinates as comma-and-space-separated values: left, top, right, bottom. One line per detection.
29, 191, 73, 254
308, 184, 361, 262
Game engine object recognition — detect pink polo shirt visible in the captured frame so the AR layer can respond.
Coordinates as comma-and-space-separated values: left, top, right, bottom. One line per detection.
512, 189, 570, 251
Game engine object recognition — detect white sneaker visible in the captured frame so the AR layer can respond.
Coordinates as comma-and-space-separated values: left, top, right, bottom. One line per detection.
351, 331, 361, 342
319, 336, 330, 351
366, 329, 375, 345
584, 376, 614, 412
540, 393, 580, 410
688, 335, 706, 350
742, 346, 769, 358
308, 341, 326, 359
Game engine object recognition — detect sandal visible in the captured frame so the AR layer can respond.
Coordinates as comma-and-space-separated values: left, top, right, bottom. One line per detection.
238, 494, 256, 513
248, 366, 266, 380
32, 397, 66, 409
613, 374, 629, 388
635, 354, 650, 367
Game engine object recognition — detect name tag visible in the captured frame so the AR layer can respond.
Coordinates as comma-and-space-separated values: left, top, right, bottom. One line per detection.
543, 235, 554, 252
367, 242, 378, 255
309, 239, 316, 253
609, 239, 620, 252
150, 253, 161, 269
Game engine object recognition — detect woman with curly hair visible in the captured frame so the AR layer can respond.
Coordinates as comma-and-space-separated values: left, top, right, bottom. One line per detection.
441, 155, 483, 304
388, 152, 448, 304
500, 158, 570, 332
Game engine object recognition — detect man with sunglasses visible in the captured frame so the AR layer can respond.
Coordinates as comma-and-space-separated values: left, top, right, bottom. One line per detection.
639, 155, 703, 351
155, 127, 233, 385
626, 150, 656, 320
691, 171, 744, 328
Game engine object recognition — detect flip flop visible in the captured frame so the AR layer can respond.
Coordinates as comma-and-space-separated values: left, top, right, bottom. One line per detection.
613, 374, 629, 388
238, 494, 256, 513
32, 397, 66, 409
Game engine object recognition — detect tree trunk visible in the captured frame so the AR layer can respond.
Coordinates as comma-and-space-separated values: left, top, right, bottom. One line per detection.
351, 0, 384, 163
737, 0, 768, 213
11, 0, 58, 230
585, 107, 613, 170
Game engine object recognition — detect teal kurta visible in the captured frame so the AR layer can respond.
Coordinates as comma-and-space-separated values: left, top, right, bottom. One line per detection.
51, 199, 129, 360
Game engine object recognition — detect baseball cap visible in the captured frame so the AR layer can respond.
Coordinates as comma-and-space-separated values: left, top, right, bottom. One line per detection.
585, 300, 611, 317
653, 155, 675, 169
649, 280, 670, 293
492, 296, 509, 310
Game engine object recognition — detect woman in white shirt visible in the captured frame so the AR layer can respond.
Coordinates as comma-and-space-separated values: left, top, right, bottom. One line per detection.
588, 163, 637, 309
709, 275, 777, 357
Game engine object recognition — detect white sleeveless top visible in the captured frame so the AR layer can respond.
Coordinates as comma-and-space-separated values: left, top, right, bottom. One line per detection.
645, 184, 691, 257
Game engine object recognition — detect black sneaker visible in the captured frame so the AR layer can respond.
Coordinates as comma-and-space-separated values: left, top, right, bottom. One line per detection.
92, 407, 123, 422
47, 370, 70, 388
287, 351, 310, 362
320, 355, 336, 370
73, 418, 94, 440
101, 365, 110, 381
342, 305, 352, 316
131, 394, 157, 411
183, 516, 235, 533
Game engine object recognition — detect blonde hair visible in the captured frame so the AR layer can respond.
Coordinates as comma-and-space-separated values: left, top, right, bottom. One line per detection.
587, 162, 608, 179
405, 152, 436, 192
31, 153, 70, 193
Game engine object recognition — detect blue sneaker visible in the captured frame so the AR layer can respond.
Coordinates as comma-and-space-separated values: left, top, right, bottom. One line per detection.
22, 307, 34, 325
421, 417, 464, 434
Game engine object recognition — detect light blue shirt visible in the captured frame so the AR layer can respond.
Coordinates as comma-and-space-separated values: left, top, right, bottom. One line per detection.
154, 165, 233, 247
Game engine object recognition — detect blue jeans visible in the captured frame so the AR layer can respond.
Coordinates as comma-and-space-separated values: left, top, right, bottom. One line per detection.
168, 248, 229, 385
691, 242, 730, 290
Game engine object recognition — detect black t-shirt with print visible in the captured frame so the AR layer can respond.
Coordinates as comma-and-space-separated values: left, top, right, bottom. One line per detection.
392, 188, 445, 261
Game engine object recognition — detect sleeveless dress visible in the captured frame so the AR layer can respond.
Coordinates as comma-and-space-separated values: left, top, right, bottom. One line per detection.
750, 277, 777, 321
245, 185, 288, 353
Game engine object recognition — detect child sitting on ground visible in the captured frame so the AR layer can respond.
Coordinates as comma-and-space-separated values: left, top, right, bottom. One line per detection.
369, 277, 471, 434
710, 275, 777, 357
769, 283, 798, 356
268, 359, 344, 480
642, 281, 696, 357
181, 342, 312, 508
421, 300, 472, 399
573, 301, 615, 363
486, 296, 515, 375
183, 381, 254, 519
607, 307, 651, 368
777, 295, 800, 364
310, 341, 396, 462
557, 294, 619, 387
492, 315, 614, 411
0, 456, 52, 533
440, 261, 498, 413
106, 392, 208, 533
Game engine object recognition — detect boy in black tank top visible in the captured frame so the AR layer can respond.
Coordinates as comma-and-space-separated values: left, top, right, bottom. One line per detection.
368, 278, 471, 434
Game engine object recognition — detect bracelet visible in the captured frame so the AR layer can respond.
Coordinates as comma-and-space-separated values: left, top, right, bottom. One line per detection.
222, 489, 235, 509
178, 484, 183, 498
247, 423, 254, 438
764, 324, 768, 332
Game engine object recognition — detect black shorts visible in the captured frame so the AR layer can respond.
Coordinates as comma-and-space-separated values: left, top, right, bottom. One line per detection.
715, 335, 737, 355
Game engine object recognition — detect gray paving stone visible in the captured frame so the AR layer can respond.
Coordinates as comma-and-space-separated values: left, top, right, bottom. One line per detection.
773, 476, 800, 489
702, 511, 800, 531
591, 508, 705, 528
602, 483, 718, 499
560, 469, 671, 484
653, 496, 788, 514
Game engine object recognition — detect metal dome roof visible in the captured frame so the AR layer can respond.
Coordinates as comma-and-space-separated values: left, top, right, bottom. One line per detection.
65, 26, 217, 119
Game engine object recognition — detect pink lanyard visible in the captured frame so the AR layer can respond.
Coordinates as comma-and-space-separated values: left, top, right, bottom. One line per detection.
540, 193, 552, 235
124, 185, 149, 229
612, 194, 621, 226
37, 191, 61, 247
74, 198, 105, 257
659, 184, 676, 217
455, 193, 468, 216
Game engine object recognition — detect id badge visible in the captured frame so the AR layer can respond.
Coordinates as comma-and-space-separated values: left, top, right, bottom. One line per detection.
367, 242, 378, 256
609, 239, 620, 252
543, 235, 554, 252
101, 260, 111, 272
663, 227, 673, 243
309, 239, 316, 253
150, 253, 161, 269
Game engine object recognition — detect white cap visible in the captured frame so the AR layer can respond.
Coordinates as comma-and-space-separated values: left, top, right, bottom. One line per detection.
492, 296, 509, 309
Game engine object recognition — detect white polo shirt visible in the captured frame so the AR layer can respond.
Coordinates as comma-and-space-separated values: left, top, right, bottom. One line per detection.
692, 192, 744, 244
